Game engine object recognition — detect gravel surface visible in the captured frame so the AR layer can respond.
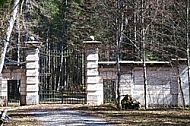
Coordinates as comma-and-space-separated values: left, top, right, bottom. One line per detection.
32, 107, 115, 126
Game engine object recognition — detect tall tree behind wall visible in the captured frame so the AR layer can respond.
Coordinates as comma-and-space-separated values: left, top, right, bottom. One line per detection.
34, 0, 105, 91
0, 0, 20, 73
187, 0, 190, 107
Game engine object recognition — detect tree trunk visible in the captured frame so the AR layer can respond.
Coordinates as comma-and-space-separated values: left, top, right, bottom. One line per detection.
141, 0, 148, 109
0, 0, 20, 73
176, 58, 185, 108
116, 0, 124, 110
186, 0, 190, 107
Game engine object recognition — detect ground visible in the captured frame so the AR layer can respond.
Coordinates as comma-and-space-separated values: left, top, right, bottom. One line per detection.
2, 104, 190, 126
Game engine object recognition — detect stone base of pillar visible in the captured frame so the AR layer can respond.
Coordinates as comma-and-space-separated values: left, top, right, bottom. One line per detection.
26, 93, 39, 105
87, 91, 103, 105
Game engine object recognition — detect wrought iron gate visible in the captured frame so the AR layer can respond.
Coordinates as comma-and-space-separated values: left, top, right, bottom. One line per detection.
39, 89, 86, 104
39, 46, 86, 104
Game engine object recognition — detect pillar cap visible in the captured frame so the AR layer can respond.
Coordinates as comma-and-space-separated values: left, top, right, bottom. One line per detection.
83, 41, 101, 44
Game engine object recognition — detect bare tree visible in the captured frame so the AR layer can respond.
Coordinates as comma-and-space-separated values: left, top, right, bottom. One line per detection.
0, 0, 20, 73
141, 0, 148, 109
115, 0, 124, 109
186, 0, 190, 107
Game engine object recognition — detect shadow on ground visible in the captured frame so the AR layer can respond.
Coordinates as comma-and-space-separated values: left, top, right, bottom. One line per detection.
4, 104, 190, 126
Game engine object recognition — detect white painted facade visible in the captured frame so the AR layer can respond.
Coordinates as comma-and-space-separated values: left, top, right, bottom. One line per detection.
98, 64, 189, 107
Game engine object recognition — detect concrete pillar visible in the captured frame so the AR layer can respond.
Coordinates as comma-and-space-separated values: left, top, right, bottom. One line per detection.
25, 48, 39, 105
83, 41, 103, 105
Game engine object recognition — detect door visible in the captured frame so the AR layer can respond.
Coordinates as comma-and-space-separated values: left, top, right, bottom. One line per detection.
8, 80, 20, 103
103, 79, 116, 103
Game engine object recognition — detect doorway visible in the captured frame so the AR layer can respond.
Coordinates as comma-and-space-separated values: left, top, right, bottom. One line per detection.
103, 79, 116, 104
7, 80, 20, 104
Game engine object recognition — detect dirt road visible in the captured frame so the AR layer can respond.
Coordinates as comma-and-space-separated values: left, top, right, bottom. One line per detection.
32, 106, 115, 126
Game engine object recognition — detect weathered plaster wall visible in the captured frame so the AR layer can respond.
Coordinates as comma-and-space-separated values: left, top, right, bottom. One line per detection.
99, 64, 189, 107
99, 66, 134, 102
133, 67, 178, 106
1, 68, 25, 105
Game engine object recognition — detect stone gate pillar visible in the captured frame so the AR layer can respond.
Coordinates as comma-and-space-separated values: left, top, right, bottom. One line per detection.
83, 41, 103, 105
25, 41, 41, 105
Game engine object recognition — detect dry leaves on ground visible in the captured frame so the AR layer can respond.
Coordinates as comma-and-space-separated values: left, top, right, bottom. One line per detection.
2, 104, 190, 126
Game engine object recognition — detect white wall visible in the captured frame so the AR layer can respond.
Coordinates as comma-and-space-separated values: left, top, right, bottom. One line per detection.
99, 64, 190, 107
133, 67, 178, 106
1, 68, 25, 105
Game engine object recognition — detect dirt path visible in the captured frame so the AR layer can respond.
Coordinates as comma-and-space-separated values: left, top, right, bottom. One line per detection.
31, 106, 115, 126
4, 104, 190, 126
